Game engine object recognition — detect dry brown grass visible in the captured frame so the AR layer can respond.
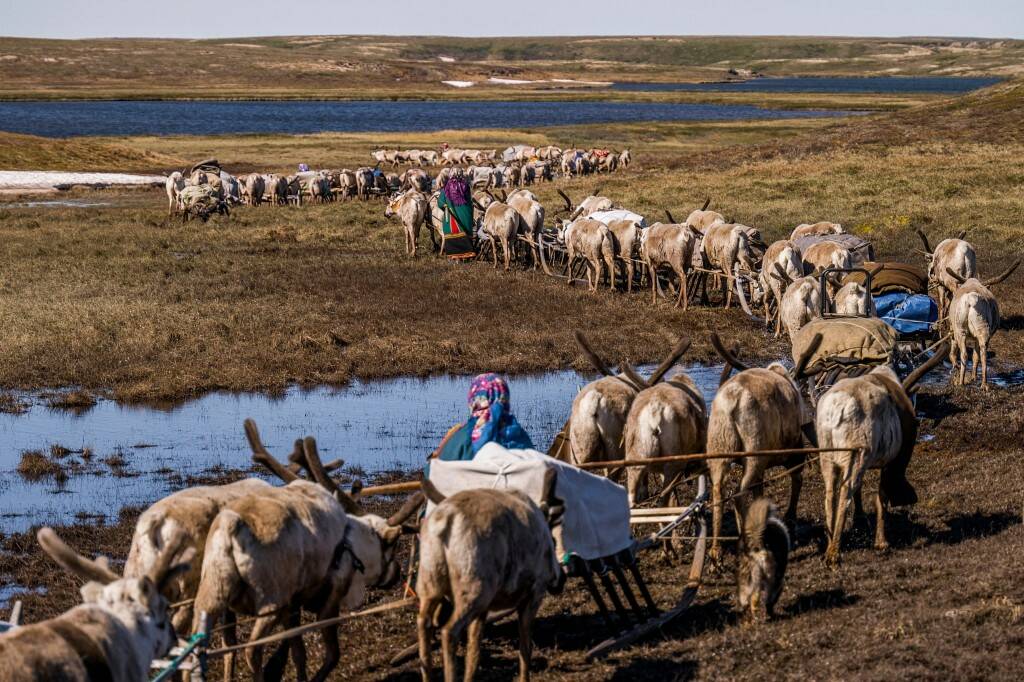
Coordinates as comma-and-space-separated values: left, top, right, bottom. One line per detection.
16, 450, 66, 483
1, 126, 1022, 402
0, 131, 183, 172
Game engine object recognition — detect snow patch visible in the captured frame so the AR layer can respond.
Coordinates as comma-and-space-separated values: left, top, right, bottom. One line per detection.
0, 171, 167, 191
438, 55, 455, 63
442, 80, 475, 88
488, 77, 536, 85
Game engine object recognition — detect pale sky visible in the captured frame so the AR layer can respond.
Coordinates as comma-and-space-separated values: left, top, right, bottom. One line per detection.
1, 0, 1021, 39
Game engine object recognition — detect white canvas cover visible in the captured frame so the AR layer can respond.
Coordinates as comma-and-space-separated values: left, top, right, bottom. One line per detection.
427, 443, 632, 561
586, 209, 647, 228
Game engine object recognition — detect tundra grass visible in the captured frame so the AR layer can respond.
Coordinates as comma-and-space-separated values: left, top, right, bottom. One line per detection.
0, 34, 1019, 101
0, 139, 1021, 402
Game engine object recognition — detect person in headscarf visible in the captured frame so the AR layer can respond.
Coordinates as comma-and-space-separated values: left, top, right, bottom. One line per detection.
435, 167, 476, 259
433, 373, 534, 462
298, 163, 310, 173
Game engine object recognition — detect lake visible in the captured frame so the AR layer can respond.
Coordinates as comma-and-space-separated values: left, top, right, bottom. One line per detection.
0, 363, 725, 532
0, 100, 851, 138
611, 76, 1002, 94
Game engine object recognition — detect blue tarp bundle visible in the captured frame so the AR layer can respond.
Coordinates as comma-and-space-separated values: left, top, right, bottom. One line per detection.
874, 292, 937, 334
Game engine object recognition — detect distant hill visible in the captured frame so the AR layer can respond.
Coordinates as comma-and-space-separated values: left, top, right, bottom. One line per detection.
0, 131, 182, 172
691, 77, 1024, 168
0, 35, 1020, 99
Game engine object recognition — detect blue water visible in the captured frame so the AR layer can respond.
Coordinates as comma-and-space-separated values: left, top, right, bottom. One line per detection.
0, 100, 851, 138
0, 363, 725, 532
612, 76, 1002, 94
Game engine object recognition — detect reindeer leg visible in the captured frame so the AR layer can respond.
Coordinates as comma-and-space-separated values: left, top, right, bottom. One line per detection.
309, 624, 340, 682
874, 486, 890, 551
246, 613, 285, 682
785, 459, 804, 527
825, 463, 853, 568
418, 598, 440, 682
503, 238, 511, 271
981, 337, 990, 389
516, 600, 540, 682
222, 611, 237, 682
463, 616, 485, 682
441, 606, 474, 682
820, 456, 836, 544
708, 460, 726, 566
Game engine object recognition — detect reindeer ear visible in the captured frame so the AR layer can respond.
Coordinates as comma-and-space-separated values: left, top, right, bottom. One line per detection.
80, 582, 105, 603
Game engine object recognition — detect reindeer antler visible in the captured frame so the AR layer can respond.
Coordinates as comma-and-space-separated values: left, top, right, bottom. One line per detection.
718, 341, 740, 386
557, 188, 573, 211
984, 260, 1020, 286
902, 343, 950, 393
945, 267, 967, 285
387, 492, 425, 527
37, 528, 120, 585
915, 228, 933, 255
245, 419, 299, 483
574, 331, 614, 377
619, 363, 648, 392
646, 336, 692, 386
710, 334, 750, 372
772, 262, 794, 284
701, 197, 711, 211
303, 437, 364, 516
665, 209, 677, 224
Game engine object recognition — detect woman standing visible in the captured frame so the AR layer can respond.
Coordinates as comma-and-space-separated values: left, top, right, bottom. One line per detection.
436, 168, 476, 259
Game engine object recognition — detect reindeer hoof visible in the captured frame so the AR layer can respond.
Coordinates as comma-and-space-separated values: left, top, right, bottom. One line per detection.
874, 540, 890, 552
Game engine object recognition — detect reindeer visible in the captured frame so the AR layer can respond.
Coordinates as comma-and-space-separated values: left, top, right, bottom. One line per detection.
945, 261, 1019, 388
773, 266, 823, 343
165, 171, 185, 215
386, 190, 429, 257
0, 528, 189, 682
701, 222, 761, 309
125, 477, 273, 632
507, 191, 545, 270
622, 338, 707, 507
705, 333, 821, 563
559, 218, 615, 292
416, 472, 565, 682
193, 421, 421, 682
641, 217, 700, 308
604, 218, 642, 293
916, 228, 977, 320
817, 348, 949, 566
618, 149, 632, 169
683, 198, 724, 232
478, 200, 524, 270
833, 281, 875, 316
734, 497, 789, 621
791, 221, 844, 240
556, 188, 613, 220
759, 240, 804, 336
801, 240, 853, 293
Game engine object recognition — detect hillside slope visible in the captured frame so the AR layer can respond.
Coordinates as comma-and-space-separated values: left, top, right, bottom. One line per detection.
0, 35, 1019, 99
0, 132, 183, 172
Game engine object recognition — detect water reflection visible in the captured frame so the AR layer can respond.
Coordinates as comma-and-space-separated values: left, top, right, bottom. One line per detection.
0, 364, 726, 532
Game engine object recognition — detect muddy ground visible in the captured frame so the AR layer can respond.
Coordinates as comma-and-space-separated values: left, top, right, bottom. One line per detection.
3, 382, 1022, 680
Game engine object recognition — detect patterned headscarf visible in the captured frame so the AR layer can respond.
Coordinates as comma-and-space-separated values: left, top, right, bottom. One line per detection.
467, 373, 534, 454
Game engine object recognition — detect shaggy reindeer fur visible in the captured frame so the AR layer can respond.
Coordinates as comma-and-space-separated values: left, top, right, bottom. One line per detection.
701, 222, 760, 309
508, 193, 545, 270
624, 371, 707, 506
815, 350, 947, 566
124, 477, 271, 631
801, 241, 853, 293
778, 273, 822, 343
479, 201, 524, 270
561, 218, 615, 291
759, 240, 804, 336
918, 229, 977, 320
416, 475, 564, 682
641, 221, 700, 308
833, 281, 875, 316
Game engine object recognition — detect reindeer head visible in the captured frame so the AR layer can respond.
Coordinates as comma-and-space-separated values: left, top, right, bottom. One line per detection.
734, 497, 789, 622
38, 527, 191, 659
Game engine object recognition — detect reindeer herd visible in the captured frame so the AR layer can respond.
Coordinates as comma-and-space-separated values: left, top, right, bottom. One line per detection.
9, 157, 1019, 680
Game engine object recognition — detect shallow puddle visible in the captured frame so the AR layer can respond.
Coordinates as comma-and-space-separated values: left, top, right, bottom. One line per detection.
0, 364, 725, 532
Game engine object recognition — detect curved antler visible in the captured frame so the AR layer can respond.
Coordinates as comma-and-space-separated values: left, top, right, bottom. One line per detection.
557, 188, 573, 211
421, 478, 446, 505
619, 363, 648, 392
984, 260, 1020, 286
647, 337, 692, 386
37, 528, 120, 585
574, 331, 614, 376
902, 343, 950, 392
665, 209, 677, 224
303, 437, 363, 516
772, 262, 794, 284
915, 228, 933, 255
245, 419, 299, 483
718, 341, 740, 386
387, 492, 425, 527
945, 267, 967, 285
701, 197, 711, 211
710, 334, 749, 372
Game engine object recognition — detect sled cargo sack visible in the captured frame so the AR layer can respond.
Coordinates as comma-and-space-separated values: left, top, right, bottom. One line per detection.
426, 443, 632, 561
792, 316, 898, 373
793, 233, 875, 265
844, 261, 928, 295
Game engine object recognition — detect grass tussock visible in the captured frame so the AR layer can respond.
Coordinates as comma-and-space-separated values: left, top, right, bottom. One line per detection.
17, 450, 67, 483
0, 392, 29, 414
45, 389, 98, 410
